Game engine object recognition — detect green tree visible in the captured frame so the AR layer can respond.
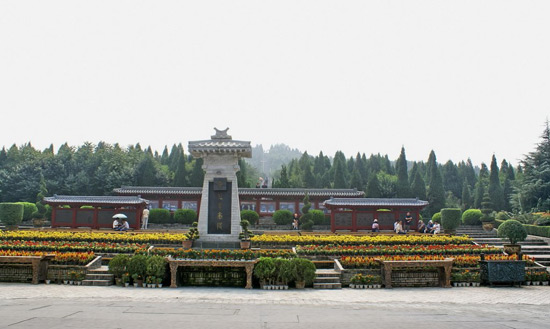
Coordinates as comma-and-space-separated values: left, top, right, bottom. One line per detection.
515, 121, 550, 211
442, 160, 461, 199
173, 152, 187, 187
332, 156, 347, 188
411, 170, 427, 200
395, 147, 411, 197
461, 179, 472, 210
488, 155, 505, 211
426, 151, 445, 216
188, 158, 205, 187
365, 174, 382, 198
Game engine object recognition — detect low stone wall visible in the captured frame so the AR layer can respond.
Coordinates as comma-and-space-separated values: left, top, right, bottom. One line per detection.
177, 267, 246, 287
0, 264, 34, 283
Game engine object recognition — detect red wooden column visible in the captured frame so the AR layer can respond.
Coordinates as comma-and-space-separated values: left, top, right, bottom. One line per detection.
330, 211, 336, 233
71, 207, 77, 228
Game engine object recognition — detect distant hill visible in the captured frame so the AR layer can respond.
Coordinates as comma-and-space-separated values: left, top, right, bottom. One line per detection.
246, 144, 303, 178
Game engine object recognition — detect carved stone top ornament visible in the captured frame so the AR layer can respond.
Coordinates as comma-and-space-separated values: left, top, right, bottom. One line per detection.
211, 127, 232, 140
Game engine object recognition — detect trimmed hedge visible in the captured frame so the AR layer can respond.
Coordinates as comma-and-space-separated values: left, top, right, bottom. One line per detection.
524, 224, 550, 237
273, 210, 293, 225
462, 209, 482, 226
149, 208, 171, 224
0, 203, 24, 226
174, 209, 197, 224
15, 202, 38, 221
441, 208, 461, 232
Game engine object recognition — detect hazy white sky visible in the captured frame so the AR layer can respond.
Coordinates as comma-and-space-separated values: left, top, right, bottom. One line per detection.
1, 1, 548, 166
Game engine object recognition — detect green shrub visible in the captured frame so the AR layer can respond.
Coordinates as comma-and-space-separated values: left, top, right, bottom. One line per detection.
108, 254, 130, 278
127, 254, 148, 280
149, 208, 171, 224
290, 258, 316, 284
310, 210, 328, 225
431, 212, 441, 223
240, 210, 259, 225
273, 209, 293, 225
300, 211, 314, 230
254, 257, 276, 284
15, 202, 38, 221
535, 217, 550, 226
441, 208, 461, 232
497, 219, 528, 245
273, 258, 294, 285
0, 203, 24, 226
173, 209, 197, 224
462, 209, 482, 226
524, 224, 550, 237
146, 255, 167, 279
495, 211, 512, 221
45, 204, 52, 220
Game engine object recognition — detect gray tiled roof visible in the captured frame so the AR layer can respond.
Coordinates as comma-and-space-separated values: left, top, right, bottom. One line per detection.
114, 186, 364, 198
43, 195, 148, 205
188, 139, 252, 157
324, 198, 429, 207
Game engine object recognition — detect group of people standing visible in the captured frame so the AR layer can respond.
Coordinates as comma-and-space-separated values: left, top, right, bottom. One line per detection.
371, 212, 441, 234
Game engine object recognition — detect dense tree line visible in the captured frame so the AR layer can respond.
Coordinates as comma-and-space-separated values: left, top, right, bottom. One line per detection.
0, 142, 258, 203
1, 121, 549, 217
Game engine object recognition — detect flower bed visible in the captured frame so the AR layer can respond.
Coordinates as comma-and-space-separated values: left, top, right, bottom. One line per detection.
251, 234, 473, 247
340, 254, 536, 269
296, 244, 499, 256
0, 250, 96, 265
0, 240, 147, 253
137, 248, 296, 260
0, 231, 187, 244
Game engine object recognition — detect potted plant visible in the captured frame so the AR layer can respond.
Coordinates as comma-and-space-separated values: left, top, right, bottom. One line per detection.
497, 220, 527, 255
122, 273, 130, 287
128, 255, 148, 287
254, 257, 275, 289
183, 222, 199, 248
108, 254, 130, 285
480, 193, 495, 232
239, 220, 254, 249
68, 270, 77, 285
290, 258, 316, 289
146, 255, 167, 288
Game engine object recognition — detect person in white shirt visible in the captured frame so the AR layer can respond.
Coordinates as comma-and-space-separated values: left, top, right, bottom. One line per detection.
116, 219, 130, 231
433, 222, 441, 234
113, 219, 121, 230
141, 208, 150, 230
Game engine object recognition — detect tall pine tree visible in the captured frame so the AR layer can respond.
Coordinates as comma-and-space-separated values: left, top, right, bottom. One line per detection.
488, 155, 504, 211
395, 147, 411, 197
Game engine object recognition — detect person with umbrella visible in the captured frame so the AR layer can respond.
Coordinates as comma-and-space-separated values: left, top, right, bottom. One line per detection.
112, 214, 128, 231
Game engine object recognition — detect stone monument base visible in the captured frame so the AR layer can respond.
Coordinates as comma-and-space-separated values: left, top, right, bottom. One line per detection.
194, 238, 241, 249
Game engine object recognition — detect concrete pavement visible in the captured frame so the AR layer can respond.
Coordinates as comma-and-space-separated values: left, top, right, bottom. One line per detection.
0, 283, 549, 328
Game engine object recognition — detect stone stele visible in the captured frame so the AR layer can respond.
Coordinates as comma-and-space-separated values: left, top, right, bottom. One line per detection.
188, 128, 252, 242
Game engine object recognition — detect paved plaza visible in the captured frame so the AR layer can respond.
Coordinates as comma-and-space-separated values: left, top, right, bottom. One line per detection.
0, 283, 549, 329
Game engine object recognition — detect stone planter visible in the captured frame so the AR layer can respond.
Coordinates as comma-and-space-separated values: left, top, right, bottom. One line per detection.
482, 221, 494, 232
480, 260, 525, 286
503, 244, 522, 256
240, 241, 251, 249
182, 240, 193, 249
295, 281, 306, 289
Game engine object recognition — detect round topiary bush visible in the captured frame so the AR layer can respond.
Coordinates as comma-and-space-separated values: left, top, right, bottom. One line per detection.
462, 209, 483, 226
240, 210, 259, 225
272, 209, 293, 225
173, 209, 197, 224
310, 209, 328, 225
441, 208, 462, 233
0, 203, 24, 226
149, 208, 171, 224
431, 212, 441, 223
290, 258, 316, 285
497, 219, 527, 245
127, 254, 148, 280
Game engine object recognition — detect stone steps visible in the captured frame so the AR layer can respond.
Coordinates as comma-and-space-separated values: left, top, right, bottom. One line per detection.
314, 269, 341, 289
82, 266, 113, 286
